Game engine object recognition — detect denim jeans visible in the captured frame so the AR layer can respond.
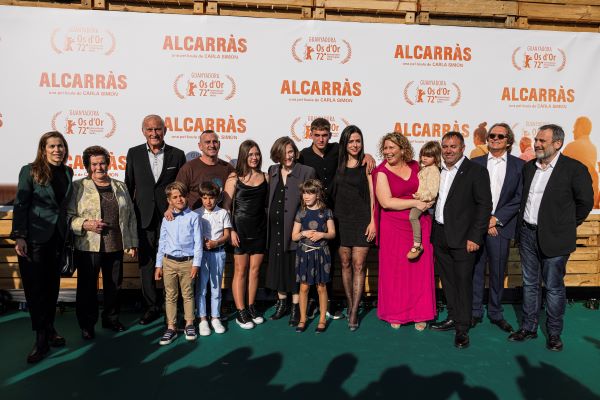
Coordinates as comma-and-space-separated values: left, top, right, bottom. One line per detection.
196, 249, 226, 318
519, 224, 569, 336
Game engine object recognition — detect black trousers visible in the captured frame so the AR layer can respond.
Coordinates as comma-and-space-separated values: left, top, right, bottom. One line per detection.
75, 250, 123, 329
137, 210, 162, 313
18, 235, 61, 331
432, 226, 476, 333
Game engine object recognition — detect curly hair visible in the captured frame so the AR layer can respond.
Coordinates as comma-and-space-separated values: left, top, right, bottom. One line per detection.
378, 132, 414, 163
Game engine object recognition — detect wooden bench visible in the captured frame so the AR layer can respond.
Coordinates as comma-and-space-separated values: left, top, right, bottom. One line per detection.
1, 208, 599, 295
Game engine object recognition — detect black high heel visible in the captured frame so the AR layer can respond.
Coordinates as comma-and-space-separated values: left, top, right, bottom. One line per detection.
315, 321, 327, 334
295, 321, 307, 333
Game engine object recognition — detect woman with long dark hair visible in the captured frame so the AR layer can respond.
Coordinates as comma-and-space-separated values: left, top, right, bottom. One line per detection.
12, 131, 73, 363
224, 140, 268, 329
333, 125, 376, 331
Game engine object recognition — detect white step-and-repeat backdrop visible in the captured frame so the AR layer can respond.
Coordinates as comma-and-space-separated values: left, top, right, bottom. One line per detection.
1, 5, 599, 205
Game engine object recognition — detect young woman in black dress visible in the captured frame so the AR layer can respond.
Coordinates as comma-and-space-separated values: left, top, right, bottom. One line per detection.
333, 125, 376, 331
225, 140, 268, 329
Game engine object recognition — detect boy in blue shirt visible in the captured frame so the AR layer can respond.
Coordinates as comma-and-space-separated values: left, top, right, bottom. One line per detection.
155, 182, 202, 345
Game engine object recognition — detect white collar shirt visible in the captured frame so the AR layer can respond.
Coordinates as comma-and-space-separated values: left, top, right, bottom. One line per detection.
524, 153, 560, 225
146, 143, 165, 182
195, 206, 233, 241
435, 156, 466, 224
487, 152, 507, 214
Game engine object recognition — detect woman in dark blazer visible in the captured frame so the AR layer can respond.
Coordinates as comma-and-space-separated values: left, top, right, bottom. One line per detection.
265, 137, 315, 326
11, 131, 73, 364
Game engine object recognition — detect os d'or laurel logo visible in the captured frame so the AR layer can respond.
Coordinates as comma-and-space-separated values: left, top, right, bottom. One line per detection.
511, 46, 566, 71
51, 110, 117, 138
403, 80, 461, 107
291, 37, 352, 64
51, 27, 116, 55
174, 73, 236, 100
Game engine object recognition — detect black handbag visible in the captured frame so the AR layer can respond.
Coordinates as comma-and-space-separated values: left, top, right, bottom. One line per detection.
60, 229, 76, 277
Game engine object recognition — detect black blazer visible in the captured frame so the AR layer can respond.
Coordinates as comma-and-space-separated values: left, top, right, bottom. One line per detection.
518, 154, 593, 257
125, 143, 187, 229
11, 164, 73, 243
267, 163, 316, 252
472, 153, 525, 239
431, 157, 492, 248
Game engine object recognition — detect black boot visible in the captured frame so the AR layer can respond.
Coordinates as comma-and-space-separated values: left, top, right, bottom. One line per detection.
289, 303, 300, 327
270, 298, 288, 320
27, 330, 49, 364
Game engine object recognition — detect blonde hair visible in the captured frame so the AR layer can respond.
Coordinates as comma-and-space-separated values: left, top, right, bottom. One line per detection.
299, 179, 326, 210
165, 181, 188, 198
378, 132, 414, 162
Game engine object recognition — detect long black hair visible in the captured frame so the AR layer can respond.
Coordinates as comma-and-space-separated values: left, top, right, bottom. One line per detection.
337, 125, 364, 174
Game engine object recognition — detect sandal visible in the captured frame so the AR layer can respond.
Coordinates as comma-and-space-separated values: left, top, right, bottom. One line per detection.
295, 321, 307, 333
407, 245, 423, 260
315, 321, 327, 334
390, 323, 401, 329
415, 322, 427, 331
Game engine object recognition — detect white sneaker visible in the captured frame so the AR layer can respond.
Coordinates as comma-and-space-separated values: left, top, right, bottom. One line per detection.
199, 320, 211, 336
212, 318, 226, 334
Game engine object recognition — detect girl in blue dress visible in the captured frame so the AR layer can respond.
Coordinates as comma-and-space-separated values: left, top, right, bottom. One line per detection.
292, 179, 336, 333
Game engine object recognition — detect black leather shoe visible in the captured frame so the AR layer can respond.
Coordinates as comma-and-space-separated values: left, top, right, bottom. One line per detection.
139, 311, 160, 325
454, 332, 470, 349
27, 343, 49, 364
430, 319, 455, 331
546, 335, 563, 351
81, 328, 95, 340
289, 303, 300, 327
470, 317, 482, 328
47, 327, 66, 347
508, 328, 538, 342
27, 331, 49, 364
491, 319, 514, 333
102, 320, 126, 332
270, 299, 288, 320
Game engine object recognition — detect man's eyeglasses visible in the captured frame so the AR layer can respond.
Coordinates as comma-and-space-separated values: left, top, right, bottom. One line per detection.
488, 134, 507, 140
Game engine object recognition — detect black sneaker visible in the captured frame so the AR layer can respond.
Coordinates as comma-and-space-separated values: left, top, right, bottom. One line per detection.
184, 325, 197, 341
248, 304, 264, 325
159, 329, 178, 345
236, 309, 255, 330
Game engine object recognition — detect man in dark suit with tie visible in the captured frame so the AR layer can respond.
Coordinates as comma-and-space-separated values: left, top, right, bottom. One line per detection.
430, 131, 492, 349
471, 123, 525, 333
509, 124, 593, 351
125, 115, 187, 325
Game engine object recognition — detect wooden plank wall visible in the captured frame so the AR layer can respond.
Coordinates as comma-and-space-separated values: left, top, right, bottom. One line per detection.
1, 209, 599, 293
0, 0, 599, 31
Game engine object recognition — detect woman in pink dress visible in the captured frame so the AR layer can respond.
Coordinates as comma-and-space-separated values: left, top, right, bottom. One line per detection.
373, 132, 437, 330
